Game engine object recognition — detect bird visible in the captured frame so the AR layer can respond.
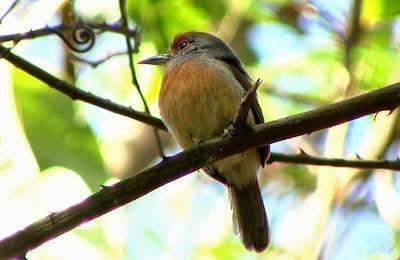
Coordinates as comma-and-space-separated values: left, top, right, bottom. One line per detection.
138, 31, 270, 252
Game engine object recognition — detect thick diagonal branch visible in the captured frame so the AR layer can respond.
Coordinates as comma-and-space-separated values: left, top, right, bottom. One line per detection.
0, 82, 399, 259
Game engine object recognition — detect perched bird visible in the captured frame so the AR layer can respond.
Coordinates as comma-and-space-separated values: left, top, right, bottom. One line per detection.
139, 31, 270, 252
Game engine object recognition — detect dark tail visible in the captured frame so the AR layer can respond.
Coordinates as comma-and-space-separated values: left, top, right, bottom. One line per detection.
229, 179, 269, 252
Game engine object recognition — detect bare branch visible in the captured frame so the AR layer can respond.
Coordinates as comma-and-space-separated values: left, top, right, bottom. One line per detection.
0, 81, 399, 259
233, 79, 262, 127
48, 24, 96, 53
0, 44, 166, 130
268, 152, 400, 171
0, 21, 139, 50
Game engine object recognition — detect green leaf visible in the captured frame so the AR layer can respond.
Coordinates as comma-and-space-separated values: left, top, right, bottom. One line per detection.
352, 28, 397, 90
127, 0, 211, 50
363, 0, 400, 20
13, 69, 107, 191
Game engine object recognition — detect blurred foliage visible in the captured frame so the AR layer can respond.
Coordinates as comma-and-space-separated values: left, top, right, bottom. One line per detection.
127, 0, 215, 50
363, 0, 400, 20
283, 164, 316, 192
354, 29, 398, 90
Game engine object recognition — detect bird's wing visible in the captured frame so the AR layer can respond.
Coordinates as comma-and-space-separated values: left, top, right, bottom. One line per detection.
223, 59, 270, 167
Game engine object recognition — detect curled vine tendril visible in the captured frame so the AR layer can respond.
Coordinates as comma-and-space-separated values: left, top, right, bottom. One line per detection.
50, 25, 95, 53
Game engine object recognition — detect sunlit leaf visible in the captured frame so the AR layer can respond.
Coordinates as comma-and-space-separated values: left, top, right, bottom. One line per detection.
13, 70, 107, 191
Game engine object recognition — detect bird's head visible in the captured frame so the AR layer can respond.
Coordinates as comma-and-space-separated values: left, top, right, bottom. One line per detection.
138, 31, 238, 66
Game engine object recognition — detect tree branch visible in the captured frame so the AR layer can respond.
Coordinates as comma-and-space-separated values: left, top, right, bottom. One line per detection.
268, 152, 400, 171
0, 44, 166, 131
0, 21, 139, 46
233, 79, 262, 127
0, 81, 399, 259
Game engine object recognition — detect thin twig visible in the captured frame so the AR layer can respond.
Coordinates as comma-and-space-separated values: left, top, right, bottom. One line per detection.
268, 152, 400, 171
118, 0, 165, 157
48, 24, 95, 53
0, 0, 20, 23
0, 21, 138, 44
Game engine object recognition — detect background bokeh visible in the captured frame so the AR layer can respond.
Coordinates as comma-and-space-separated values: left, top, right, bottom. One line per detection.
1, 0, 400, 259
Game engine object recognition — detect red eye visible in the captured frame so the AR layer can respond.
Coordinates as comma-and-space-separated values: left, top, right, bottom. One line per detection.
178, 40, 189, 50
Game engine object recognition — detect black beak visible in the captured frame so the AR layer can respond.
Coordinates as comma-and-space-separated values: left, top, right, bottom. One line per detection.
138, 54, 171, 65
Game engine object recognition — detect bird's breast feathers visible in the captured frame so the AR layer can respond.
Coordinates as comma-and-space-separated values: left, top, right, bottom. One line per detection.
159, 59, 252, 149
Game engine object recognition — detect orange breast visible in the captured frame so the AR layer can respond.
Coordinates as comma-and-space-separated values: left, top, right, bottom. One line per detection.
159, 58, 246, 149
